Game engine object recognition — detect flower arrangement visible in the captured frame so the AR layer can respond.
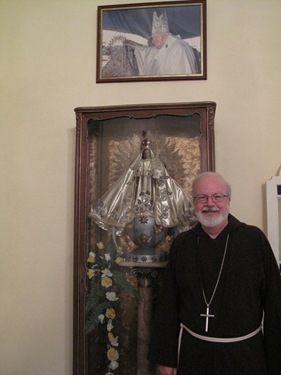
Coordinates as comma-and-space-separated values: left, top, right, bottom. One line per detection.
86, 240, 139, 374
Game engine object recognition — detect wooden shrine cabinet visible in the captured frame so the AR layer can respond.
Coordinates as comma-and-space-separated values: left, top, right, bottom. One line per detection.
73, 102, 216, 375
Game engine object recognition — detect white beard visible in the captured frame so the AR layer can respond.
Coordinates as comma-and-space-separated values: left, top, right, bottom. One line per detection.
195, 209, 229, 228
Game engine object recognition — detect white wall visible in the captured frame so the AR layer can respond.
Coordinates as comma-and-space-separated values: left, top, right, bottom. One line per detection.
0, 0, 280, 374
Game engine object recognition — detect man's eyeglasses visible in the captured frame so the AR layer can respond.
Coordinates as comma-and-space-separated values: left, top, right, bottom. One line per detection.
193, 194, 229, 203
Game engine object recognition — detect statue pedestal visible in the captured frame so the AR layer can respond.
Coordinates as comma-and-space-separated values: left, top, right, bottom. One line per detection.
136, 269, 155, 375
119, 216, 168, 373
120, 264, 166, 375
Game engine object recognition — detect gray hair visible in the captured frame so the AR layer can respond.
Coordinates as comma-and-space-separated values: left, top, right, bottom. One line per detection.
192, 172, 232, 196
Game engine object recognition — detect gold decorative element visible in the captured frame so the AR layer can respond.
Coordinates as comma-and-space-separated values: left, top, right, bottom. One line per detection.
108, 133, 200, 195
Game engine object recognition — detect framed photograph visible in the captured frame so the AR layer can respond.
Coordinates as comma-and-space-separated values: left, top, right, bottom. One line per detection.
97, 1, 207, 83
73, 102, 216, 375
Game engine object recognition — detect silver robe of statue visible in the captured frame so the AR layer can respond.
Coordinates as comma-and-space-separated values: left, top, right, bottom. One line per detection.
89, 148, 195, 236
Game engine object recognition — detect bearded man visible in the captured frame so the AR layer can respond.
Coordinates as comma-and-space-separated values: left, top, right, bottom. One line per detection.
148, 172, 281, 375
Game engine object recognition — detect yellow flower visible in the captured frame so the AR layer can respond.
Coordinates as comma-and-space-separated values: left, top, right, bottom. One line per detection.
108, 332, 119, 346
87, 255, 95, 264
96, 241, 104, 250
101, 276, 112, 288
115, 257, 123, 265
107, 347, 119, 361
87, 269, 95, 279
105, 308, 116, 320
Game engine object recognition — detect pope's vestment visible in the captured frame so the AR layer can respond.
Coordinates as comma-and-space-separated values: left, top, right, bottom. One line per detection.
134, 34, 198, 76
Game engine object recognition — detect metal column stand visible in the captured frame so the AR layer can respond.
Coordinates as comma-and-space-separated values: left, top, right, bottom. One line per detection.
118, 214, 168, 373
132, 267, 158, 375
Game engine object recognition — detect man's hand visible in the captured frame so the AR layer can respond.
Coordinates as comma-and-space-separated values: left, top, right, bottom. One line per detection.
156, 365, 177, 375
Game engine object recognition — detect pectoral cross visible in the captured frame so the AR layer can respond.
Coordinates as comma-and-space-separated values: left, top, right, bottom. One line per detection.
200, 305, 215, 332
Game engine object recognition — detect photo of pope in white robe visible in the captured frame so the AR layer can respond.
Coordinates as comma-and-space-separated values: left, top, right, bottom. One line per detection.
100, 5, 203, 80
133, 10, 199, 75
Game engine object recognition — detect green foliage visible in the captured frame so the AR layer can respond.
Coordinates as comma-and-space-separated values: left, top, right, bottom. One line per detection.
112, 269, 141, 299
85, 300, 112, 334
86, 283, 102, 312
85, 241, 140, 336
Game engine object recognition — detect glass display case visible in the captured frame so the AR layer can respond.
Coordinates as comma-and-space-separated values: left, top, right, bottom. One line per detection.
73, 102, 216, 375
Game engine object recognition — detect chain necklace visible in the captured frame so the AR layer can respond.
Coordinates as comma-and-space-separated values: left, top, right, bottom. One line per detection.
198, 234, 229, 332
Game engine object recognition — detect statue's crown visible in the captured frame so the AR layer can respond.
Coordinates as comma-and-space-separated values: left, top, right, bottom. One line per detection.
141, 130, 151, 150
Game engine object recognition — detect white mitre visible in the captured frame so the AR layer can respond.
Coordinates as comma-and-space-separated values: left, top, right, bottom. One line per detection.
151, 10, 169, 35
